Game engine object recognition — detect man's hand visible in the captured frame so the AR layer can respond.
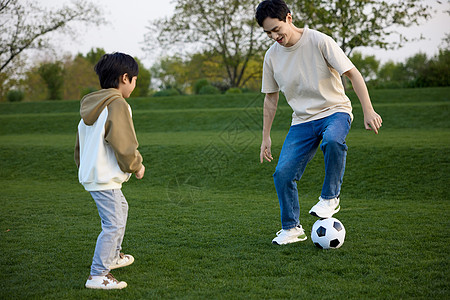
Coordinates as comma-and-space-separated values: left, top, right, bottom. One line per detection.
135, 164, 145, 179
364, 109, 383, 134
260, 138, 273, 163
344, 68, 383, 135
260, 92, 278, 163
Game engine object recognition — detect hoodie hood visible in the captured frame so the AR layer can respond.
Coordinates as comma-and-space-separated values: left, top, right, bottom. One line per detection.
80, 88, 123, 125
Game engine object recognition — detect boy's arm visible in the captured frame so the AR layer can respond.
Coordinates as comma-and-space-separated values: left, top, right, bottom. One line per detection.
260, 92, 279, 163
344, 67, 383, 134
135, 165, 145, 179
74, 131, 80, 168
105, 98, 144, 174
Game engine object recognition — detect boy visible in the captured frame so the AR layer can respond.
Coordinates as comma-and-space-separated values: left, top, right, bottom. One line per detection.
74, 52, 146, 289
255, 0, 382, 245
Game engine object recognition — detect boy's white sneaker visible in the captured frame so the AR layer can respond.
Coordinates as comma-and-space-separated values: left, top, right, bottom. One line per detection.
309, 196, 340, 219
85, 273, 127, 290
109, 253, 134, 270
272, 224, 307, 245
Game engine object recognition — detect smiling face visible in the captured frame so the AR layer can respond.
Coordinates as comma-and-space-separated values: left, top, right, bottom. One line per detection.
262, 13, 296, 47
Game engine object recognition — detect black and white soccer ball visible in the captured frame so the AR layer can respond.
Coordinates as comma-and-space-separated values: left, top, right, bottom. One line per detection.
311, 218, 346, 249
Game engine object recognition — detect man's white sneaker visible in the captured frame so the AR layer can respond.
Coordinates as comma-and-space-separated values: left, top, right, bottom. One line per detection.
309, 196, 340, 219
109, 253, 134, 270
85, 273, 127, 290
272, 225, 307, 245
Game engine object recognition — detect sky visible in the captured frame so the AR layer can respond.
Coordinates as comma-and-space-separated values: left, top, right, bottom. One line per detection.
37, 0, 449, 68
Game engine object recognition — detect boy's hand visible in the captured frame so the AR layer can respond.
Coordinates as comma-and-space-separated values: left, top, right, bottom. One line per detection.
260, 138, 273, 163
364, 110, 383, 134
135, 165, 145, 179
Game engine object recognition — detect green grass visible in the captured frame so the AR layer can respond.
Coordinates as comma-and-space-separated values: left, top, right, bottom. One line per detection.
0, 87, 449, 299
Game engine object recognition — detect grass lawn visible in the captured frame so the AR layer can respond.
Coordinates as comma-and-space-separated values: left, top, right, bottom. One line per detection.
0, 87, 449, 299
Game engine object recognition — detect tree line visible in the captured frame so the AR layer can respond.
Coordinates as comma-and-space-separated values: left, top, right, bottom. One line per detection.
350, 48, 450, 89
152, 46, 450, 97
4, 46, 447, 102
1, 0, 448, 102
5, 48, 151, 102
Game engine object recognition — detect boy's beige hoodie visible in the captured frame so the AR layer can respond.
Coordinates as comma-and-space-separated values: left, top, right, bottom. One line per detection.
74, 88, 143, 191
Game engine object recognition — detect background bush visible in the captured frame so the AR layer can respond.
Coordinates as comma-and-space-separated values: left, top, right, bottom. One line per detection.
193, 79, 210, 95
225, 87, 242, 94
153, 88, 181, 97
199, 85, 220, 95
6, 90, 24, 102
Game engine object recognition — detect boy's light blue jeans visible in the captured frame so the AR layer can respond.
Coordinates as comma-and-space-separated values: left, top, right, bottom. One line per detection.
89, 189, 128, 276
273, 112, 351, 230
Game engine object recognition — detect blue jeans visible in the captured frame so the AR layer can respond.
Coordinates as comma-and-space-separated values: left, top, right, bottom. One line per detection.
273, 113, 351, 230
89, 189, 128, 276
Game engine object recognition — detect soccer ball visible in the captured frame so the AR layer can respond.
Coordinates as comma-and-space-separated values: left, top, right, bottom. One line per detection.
311, 218, 346, 249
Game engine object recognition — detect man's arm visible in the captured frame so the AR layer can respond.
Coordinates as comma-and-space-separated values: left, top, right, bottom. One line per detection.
344, 67, 383, 134
260, 92, 279, 163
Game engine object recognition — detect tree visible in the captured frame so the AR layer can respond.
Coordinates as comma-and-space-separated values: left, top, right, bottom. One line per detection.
376, 61, 403, 87
21, 65, 47, 101
0, 0, 105, 73
372, 48, 450, 89
188, 52, 231, 89
403, 53, 428, 83
144, 0, 268, 89
186, 51, 254, 92
350, 51, 379, 80
150, 50, 263, 94
84, 47, 106, 65
413, 50, 450, 87
63, 54, 99, 100
288, 0, 432, 56
150, 56, 190, 94
132, 57, 151, 97
38, 61, 65, 100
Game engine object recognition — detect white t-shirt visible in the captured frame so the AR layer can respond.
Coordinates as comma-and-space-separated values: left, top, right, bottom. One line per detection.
261, 27, 355, 125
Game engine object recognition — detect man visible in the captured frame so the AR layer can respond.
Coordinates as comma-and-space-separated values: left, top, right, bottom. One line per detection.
255, 0, 382, 245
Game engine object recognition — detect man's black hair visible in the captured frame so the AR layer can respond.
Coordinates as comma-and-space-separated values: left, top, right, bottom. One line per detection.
255, 0, 291, 27
94, 52, 139, 89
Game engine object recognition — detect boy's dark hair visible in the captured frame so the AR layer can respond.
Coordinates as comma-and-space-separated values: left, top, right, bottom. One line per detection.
94, 52, 139, 89
255, 0, 291, 27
